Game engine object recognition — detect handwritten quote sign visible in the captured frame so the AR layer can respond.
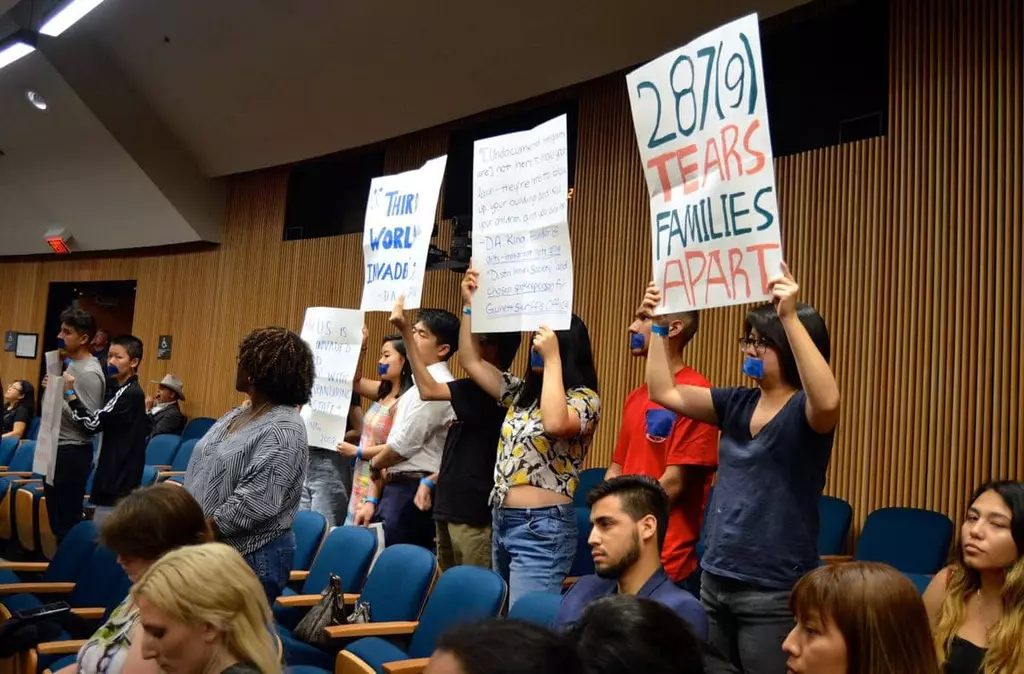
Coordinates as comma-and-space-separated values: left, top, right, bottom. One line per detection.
300, 307, 363, 450
627, 13, 782, 312
360, 156, 448, 311
471, 115, 573, 332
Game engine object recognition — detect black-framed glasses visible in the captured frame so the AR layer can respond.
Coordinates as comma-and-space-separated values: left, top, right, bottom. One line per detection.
737, 336, 771, 356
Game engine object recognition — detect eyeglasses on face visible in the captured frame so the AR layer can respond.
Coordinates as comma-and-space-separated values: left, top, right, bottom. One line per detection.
737, 336, 771, 355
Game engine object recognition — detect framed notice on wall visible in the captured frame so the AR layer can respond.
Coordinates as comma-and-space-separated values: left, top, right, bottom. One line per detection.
15, 333, 38, 359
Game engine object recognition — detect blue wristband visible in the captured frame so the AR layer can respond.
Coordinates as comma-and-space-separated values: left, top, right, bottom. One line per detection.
421, 477, 436, 489
651, 324, 670, 337
462, 307, 472, 315
65, 389, 76, 398
356, 447, 363, 460
365, 496, 379, 506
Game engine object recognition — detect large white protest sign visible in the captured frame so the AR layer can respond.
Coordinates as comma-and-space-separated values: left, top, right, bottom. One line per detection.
360, 156, 448, 312
627, 14, 783, 313
471, 115, 573, 332
300, 307, 363, 450
36, 350, 63, 482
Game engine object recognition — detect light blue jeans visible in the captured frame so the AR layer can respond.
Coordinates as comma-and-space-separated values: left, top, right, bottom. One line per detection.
492, 504, 576, 609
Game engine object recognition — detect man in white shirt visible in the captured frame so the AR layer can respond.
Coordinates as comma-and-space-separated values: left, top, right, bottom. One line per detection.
366, 308, 459, 549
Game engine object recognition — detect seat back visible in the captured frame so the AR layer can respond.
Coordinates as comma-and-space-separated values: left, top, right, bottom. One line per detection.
509, 591, 563, 627
140, 465, 159, 487
170, 439, 199, 472
43, 520, 100, 583
145, 434, 182, 466
904, 573, 934, 594
573, 468, 605, 507
7, 440, 36, 472
302, 525, 377, 594
0, 436, 18, 465
358, 544, 436, 623
69, 544, 130, 610
855, 507, 954, 574
292, 510, 328, 570
408, 565, 507, 658
26, 416, 41, 441
817, 495, 854, 555
182, 417, 216, 442
568, 506, 594, 577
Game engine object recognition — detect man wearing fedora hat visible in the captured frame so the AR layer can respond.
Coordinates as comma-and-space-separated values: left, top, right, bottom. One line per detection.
146, 374, 187, 441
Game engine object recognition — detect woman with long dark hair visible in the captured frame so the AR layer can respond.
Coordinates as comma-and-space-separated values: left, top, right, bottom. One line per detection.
644, 264, 840, 674
343, 333, 413, 525
460, 267, 601, 606
3, 379, 35, 440
924, 480, 1024, 674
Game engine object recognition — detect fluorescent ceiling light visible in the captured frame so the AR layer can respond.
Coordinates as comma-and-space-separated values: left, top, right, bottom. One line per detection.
0, 33, 36, 71
40, 0, 107, 37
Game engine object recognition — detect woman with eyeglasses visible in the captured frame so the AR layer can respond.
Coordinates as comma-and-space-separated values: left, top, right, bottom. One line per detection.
644, 263, 839, 674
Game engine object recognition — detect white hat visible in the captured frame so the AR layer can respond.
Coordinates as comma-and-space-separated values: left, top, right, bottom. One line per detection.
151, 374, 186, 400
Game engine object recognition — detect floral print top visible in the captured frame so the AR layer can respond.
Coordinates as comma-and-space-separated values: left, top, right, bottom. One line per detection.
77, 596, 137, 674
489, 372, 601, 506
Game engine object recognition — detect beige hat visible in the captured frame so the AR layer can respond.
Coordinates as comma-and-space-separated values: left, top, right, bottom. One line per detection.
151, 374, 186, 400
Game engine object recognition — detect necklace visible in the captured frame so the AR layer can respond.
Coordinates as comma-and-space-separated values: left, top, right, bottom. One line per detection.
227, 402, 269, 435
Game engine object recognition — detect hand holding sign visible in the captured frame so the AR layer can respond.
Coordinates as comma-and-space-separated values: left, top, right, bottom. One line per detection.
532, 326, 560, 362
63, 373, 76, 392
641, 282, 668, 326
768, 261, 798, 319
461, 267, 480, 307
389, 296, 408, 331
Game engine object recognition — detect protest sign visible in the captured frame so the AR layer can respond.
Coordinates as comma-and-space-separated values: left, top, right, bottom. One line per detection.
626, 13, 783, 312
471, 114, 573, 332
36, 350, 63, 482
299, 307, 363, 450
360, 156, 448, 311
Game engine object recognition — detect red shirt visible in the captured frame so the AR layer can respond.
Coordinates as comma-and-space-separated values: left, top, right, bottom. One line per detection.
612, 366, 719, 582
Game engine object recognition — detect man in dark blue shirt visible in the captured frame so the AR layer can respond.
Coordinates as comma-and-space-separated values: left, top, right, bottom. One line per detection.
555, 475, 708, 639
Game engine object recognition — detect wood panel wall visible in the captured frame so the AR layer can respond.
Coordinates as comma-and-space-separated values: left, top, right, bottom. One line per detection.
1, 0, 1020, 533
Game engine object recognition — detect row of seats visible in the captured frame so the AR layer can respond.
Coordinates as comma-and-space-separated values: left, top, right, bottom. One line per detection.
8, 414, 215, 446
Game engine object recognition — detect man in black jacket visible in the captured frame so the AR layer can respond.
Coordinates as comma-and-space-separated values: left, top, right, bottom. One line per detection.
146, 374, 187, 441
63, 335, 148, 523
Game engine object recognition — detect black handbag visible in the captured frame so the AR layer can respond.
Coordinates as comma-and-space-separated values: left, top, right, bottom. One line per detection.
293, 574, 354, 646
0, 602, 71, 657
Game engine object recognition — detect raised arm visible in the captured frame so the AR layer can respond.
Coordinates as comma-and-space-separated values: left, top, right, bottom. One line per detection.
642, 284, 718, 425
389, 296, 450, 401
458, 268, 503, 399
534, 326, 583, 439
352, 326, 383, 401
770, 263, 840, 434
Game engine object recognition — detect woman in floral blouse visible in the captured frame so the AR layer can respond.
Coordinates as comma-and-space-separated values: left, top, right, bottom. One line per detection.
459, 268, 601, 606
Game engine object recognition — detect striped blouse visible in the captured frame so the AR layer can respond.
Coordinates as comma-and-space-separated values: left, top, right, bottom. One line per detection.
184, 404, 308, 556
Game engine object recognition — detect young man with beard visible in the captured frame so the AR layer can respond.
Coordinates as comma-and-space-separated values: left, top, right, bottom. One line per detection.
555, 475, 708, 639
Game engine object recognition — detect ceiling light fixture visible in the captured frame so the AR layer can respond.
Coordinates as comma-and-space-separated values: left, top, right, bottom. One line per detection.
26, 90, 48, 110
0, 31, 37, 71
39, 0, 108, 37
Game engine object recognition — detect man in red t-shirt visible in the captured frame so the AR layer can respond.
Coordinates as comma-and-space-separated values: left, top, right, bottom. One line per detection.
605, 303, 718, 588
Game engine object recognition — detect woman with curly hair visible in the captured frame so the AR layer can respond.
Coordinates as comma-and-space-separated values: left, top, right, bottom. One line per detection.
924, 481, 1024, 674
184, 327, 314, 604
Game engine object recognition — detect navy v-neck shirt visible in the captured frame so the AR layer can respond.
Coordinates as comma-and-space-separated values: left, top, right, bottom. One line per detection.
702, 387, 834, 589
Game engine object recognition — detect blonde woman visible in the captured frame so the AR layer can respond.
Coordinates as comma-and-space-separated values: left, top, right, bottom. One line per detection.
132, 543, 280, 674
924, 481, 1024, 674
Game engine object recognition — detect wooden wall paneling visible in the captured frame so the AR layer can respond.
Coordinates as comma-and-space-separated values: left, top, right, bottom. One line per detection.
0, 0, 1021, 534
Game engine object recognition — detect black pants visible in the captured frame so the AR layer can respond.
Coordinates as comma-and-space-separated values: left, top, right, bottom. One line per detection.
374, 475, 434, 550
44, 443, 93, 542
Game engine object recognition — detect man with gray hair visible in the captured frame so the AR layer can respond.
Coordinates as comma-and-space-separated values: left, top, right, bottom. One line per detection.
604, 298, 718, 592
146, 374, 187, 440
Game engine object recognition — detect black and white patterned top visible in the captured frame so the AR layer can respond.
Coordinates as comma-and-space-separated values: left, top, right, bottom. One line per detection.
184, 404, 308, 556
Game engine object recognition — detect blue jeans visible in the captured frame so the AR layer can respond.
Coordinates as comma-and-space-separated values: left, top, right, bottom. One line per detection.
492, 504, 576, 608
700, 571, 794, 674
300, 448, 352, 528
243, 532, 296, 606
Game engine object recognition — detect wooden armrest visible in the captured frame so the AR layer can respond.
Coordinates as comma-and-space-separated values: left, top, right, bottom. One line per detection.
0, 471, 34, 477
288, 570, 309, 582
36, 640, 88, 655
157, 471, 185, 479
0, 561, 49, 572
274, 594, 322, 608
324, 621, 418, 638
150, 465, 172, 470
562, 576, 579, 590
383, 658, 430, 674
821, 555, 854, 565
71, 607, 105, 619
0, 582, 75, 594
13, 478, 42, 485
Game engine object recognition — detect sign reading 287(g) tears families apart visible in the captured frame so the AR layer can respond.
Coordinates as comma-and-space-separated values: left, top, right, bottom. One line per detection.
627, 13, 782, 312
360, 155, 448, 312
300, 307, 363, 450
471, 114, 573, 333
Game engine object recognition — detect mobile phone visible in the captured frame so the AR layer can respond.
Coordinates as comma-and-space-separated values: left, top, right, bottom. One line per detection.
13, 601, 70, 620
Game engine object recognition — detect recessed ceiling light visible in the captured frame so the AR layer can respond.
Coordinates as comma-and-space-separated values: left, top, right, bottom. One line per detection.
26, 90, 48, 111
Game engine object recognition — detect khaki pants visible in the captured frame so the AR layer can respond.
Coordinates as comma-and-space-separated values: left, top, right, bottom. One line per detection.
435, 520, 492, 571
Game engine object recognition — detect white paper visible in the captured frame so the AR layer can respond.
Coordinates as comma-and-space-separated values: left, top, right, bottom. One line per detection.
299, 307, 364, 450
360, 156, 448, 311
15, 334, 37, 358
471, 115, 573, 332
35, 351, 64, 481
626, 13, 783, 313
